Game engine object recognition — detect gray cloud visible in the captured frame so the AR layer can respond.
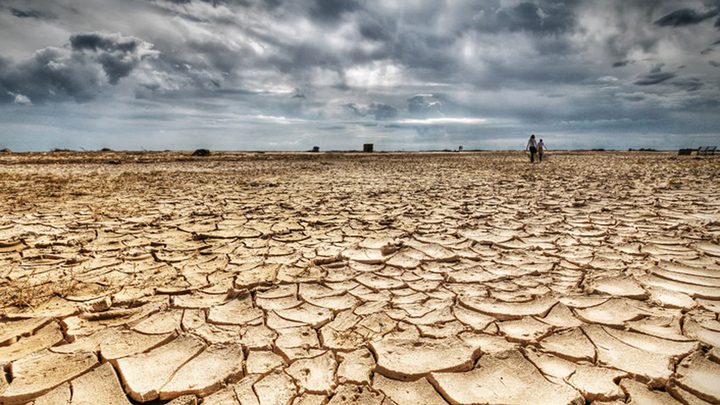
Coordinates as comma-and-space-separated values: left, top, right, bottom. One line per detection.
620, 94, 645, 102
612, 60, 631, 67
0, 32, 157, 102
634, 73, 676, 85
634, 65, 677, 85
0, 48, 104, 103
407, 94, 443, 114
9, 8, 53, 19
343, 103, 363, 116
670, 77, 703, 91
309, 0, 359, 22
70, 32, 157, 84
473, 1, 579, 35
9, 92, 32, 105
367, 103, 398, 120
344, 102, 398, 120
654, 8, 718, 27
0, 0, 718, 151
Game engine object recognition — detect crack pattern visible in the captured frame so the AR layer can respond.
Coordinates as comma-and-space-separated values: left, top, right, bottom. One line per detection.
0, 151, 719, 404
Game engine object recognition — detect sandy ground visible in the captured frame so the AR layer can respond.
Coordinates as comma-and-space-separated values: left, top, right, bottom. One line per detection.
1, 151, 720, 404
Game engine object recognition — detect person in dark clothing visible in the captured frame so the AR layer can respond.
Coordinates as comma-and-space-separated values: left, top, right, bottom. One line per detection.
526, 134, 538, 163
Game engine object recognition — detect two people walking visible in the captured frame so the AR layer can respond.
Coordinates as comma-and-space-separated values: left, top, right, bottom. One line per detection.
526, 134, 547, 163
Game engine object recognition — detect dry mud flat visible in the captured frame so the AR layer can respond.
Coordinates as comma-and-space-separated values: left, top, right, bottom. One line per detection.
1, 151, 720, 404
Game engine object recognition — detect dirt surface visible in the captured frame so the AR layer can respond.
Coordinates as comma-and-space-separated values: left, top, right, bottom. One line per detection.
1, 151, 719, 404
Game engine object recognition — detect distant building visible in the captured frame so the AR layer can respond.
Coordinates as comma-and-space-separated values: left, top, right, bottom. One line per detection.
363, 143, 374, 153
458, 146, 463, 152
311, 146, 320, 152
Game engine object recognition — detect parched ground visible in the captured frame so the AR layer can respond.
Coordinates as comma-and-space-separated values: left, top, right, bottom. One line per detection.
1, 151, 720, 404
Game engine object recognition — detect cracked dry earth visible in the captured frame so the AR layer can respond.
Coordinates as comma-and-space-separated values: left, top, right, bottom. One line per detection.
1, 151, 720, 405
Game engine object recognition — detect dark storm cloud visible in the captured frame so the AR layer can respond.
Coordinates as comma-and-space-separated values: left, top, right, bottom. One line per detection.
309, 0, 359, 22
9, 8, 51, 19
71, 33, 140, 53
0, 32, 157, 103
621, 94, 646, 102
0, 48, 104, 103
634, 72, 676, 85
2, 2, 58, 19
670, 77, 703, 91
473, 1, 578, 34
612, 60, 631, 67
70, 32, 154, 84
702, 38, 720, 53
654, 8, 718, 27
357, 18, 391, 42
634, 65, 677, 85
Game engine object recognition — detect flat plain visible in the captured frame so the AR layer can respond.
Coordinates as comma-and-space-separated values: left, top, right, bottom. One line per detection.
1, 151, 720, 404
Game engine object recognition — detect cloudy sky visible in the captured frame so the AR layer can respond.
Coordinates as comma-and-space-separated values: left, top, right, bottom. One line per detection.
1, 0, 719, 151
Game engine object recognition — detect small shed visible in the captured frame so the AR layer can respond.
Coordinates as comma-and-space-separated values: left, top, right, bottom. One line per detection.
363, 143, 374, 153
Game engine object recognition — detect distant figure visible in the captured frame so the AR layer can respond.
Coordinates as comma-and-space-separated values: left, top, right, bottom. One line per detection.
526, 134, 537, 163
537, 139, 547, 162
